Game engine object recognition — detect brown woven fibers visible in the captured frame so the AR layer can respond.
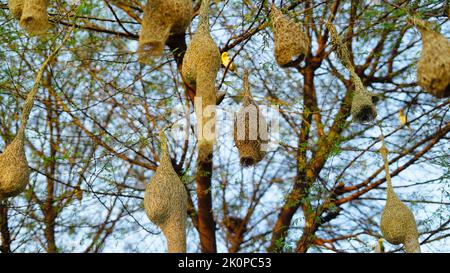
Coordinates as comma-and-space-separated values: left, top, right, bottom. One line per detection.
412, 18, 450, 98
379, 134, 420, 253
19, 0, 50, 36
182, 0, 220, 158
234, 70, 268, 167
270, 5, 310, 68
8, 0, 23, 19
138, 0, 193, 63
144, 133, 188, 253
326, 22, 377, 123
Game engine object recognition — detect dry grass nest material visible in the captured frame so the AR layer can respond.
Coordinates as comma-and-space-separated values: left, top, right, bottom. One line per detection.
138, 0, 193, 62
270, 4, 310, 67
19, 0, 50, 36
8, 0, 24, 19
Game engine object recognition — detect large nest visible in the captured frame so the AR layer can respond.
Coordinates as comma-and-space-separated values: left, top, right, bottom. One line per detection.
8, 0, 24, 19
326, 21, 377, 123
19, 0, 50, 36
138, 0, 193, 63
413, 19, 450, 98
270, 5, 310, 68
379, 145, 420, 253
0, 130, 30, 201
234, 70, 268, 167
144, 135, 188, 253
182, 0, 220, 158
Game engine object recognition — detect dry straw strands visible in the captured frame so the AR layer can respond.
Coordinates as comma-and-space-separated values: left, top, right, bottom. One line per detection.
144, 133, 188, 253
19, 0, 50, 36
379, 133, 420, 253
234, 70, 268, 167
0, 30, 71, 201
410, 18, 450, 98
138, 0, 193, 63
8, 0, 23, 19
326, 22, 377, 124
270, 4, 310, 68
182, 0, 220, 158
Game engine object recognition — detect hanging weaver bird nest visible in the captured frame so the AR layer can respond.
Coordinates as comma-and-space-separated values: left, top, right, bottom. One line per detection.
0, 129, 30, 201
270, 4, 310, 68
234, 70, 268, 167
182, 0, 220, 159
379, 138, 421, 253
138, 0, 193, 63
19, 0, 50, 36
410, 18, 450, 98
326, 21, 377, 123
8, 0, 24, 19
144, 133, 188, 253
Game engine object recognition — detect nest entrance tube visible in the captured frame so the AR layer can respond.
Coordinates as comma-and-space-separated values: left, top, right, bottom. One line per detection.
326, 22, 377, 123
8, 0, 24, 19
234, 70, 268, 167
270, 5, 310, 68
412, 18, 450, 98
19, 0, 50, 36
138, 0, 193, 63
144, 132, 188, 253
378, 132, 421, 253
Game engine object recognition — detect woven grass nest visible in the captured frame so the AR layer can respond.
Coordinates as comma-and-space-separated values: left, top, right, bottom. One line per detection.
18, 0, 50, 36
8, 0, 23, 19
412, 18, 450, 98
234, 70, 268, 167
144, 134, 188, 253
182, 0, 220, 158
270, 4, 310, 68
379, 145, 420, 253
0, 129, 30, 201
138, 0, 193, 63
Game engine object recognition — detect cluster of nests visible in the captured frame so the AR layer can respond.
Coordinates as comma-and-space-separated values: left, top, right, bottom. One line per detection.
9, 0, 50, 35
4, 0, 449, 253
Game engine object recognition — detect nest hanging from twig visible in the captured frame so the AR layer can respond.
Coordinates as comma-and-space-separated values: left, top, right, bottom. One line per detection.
0, 130, 30, 201
326, 21, 377, 123
138, 0, 193, 63
19, 0, 50, 36
379, 139, 420, 253
8, 0, 24, 19
144, 134, 188, 253
182, 0, 220, 159
234, 70, 268, 167
411, 18, 450, 98
270, 5, 309, 68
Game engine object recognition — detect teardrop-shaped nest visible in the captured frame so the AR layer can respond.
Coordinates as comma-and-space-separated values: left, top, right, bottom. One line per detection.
351, 85, 377, 123
138, 0, 193, 62
19, 0, 50, 36
380, 190, 420, 251
144, 143, 187, 250
415, 22, 450, 98
270, 5, 310, 67
0, 133, 30, 199
234, 72, 268, 167
8, 0, 23, 19
182, 1, 220, 89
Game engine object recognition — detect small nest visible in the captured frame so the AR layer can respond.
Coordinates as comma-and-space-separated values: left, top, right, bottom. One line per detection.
8, 0, 24, 19
379, 144, 420, 253
182, 0, 220, 157
234, 70, 268, 167
270, 5, 310, 67
413, 19, 450, 98
144, 136, 187, 253
19, 0, 50, 36
138, 0, 193, 63
0, 130, 30, 200
351, 86, 377, 123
